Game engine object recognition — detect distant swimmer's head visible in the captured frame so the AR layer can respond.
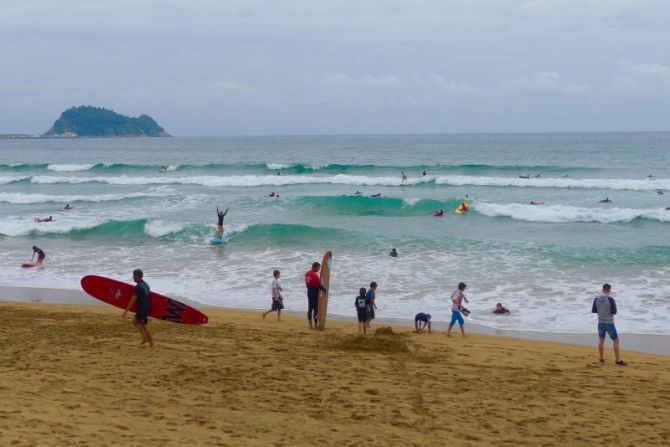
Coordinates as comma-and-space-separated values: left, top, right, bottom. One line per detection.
359, 287, 366, 297
458, 282, 467, 291
496, 303, 503, 310
133, 269, 144, 280
312, 262, 320, 271
602, 283, 611, 293
273, 269, 280, 278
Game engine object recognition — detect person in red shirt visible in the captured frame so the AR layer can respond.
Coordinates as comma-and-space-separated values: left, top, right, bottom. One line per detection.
305, 262, 326, 329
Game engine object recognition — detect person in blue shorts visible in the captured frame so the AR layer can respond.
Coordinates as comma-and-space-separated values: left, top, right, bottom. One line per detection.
592, 283, 626, 366
414, 313, 431, 333
447, 282, 468, 338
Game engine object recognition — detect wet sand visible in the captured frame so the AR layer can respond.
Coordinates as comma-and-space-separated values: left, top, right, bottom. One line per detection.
2, 301, 670, 447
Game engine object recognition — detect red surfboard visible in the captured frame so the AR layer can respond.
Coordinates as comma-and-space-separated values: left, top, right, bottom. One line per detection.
80, 275, 208, 325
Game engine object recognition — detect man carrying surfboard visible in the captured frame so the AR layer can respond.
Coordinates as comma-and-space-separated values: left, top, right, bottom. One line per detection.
305, 262, 326, 329
216, 206, 229, 238
122, 269, 153, 347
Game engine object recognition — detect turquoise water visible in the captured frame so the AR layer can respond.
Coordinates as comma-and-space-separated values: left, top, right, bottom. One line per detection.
1, 134, 669, 333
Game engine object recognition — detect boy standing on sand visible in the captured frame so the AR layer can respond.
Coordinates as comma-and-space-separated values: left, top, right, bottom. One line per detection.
366, 281, 378, 331
592, 283, 626, 366
355, 287, 369, 335
447, 282, 468, 338
305, 262, 325, 329
263, 270, 284, 321
123, 269, 153, 347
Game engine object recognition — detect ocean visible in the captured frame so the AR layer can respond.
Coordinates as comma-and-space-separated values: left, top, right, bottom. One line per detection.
1, 133, 669, 334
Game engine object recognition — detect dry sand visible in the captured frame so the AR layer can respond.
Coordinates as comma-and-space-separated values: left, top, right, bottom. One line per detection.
2, 301, 670, 447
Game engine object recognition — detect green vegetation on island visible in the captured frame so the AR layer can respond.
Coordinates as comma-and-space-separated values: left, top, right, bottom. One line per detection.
42, 106, 170, 138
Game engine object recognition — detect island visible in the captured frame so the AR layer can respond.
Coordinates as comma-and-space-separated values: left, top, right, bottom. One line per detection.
42, 106, 171, 138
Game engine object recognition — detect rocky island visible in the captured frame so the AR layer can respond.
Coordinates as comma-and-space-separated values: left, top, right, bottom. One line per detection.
42, 106, 170, 138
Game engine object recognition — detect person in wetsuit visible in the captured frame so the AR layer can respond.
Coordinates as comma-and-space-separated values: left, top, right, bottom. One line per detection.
305, 262, 326, 329
216, 206, 229, 238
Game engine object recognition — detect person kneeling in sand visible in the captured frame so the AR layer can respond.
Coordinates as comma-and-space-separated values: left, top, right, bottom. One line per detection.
123, 269, 153, 347
263, 270, 284, 321
493, 303, 510, 314
414, 313, 432, 333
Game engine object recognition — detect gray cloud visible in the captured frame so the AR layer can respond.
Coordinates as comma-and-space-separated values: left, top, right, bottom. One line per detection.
1, 0, 669, 134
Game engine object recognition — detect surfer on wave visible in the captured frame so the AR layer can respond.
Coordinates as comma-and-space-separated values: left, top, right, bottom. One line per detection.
34, 216, 53, 223
433, 209, 444, 217
216, 206, 229, 238
600, 197, 613, 203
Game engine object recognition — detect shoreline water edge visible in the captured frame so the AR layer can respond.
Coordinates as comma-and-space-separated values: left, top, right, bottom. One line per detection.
3, 285, 669, 356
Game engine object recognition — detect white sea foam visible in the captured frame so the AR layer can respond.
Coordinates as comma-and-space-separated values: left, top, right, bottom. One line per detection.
434, 175, 670, 191
403, 198, 420, 206
166, 164, 179, 171
144, 219, 186, 237
30, 174, 435, 187
47, 164, 96, 172
0, 176, 28, 185
474, 202, 670, 224
0, 192, 156, 205
266, 163, 292, 170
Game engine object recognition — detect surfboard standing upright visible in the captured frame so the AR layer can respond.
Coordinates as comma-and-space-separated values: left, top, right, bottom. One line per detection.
317, 251, 332, 330
80, 275, 208, 325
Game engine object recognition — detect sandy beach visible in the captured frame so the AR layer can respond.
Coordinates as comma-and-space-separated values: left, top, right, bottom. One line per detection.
3, 301, 670, 447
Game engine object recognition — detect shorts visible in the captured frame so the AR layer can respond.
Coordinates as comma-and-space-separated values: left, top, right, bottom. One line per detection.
368, 309, 375, 320
271, 299, 284, 311
135, 311, 149, 325
598, 323, 618, 340
450, 310, 464, 326
357, 310, 368, 322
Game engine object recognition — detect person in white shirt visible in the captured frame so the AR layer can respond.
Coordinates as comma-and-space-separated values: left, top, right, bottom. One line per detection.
262, 270, 284, 321
447, 282, 468, 338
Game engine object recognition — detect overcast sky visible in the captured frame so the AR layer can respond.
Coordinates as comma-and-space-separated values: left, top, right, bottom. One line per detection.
1, 0, 669, 135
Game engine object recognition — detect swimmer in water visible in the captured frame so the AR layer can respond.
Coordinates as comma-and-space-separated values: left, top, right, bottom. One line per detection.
354, 190, 362, 196
389, 248, 398, 257
370, 193, 382, 198
64, 203, 73, 210
493, 303, 510, 314
600, 197, 613, 203
433, 209, 444, 217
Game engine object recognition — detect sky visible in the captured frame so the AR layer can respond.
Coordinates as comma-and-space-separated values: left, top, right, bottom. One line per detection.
1, 0, 669, 135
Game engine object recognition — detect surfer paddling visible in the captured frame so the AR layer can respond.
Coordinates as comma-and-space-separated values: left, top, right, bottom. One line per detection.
123, 269, 153, 347
305, 262, 326, 329
216, 206, 229, 238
